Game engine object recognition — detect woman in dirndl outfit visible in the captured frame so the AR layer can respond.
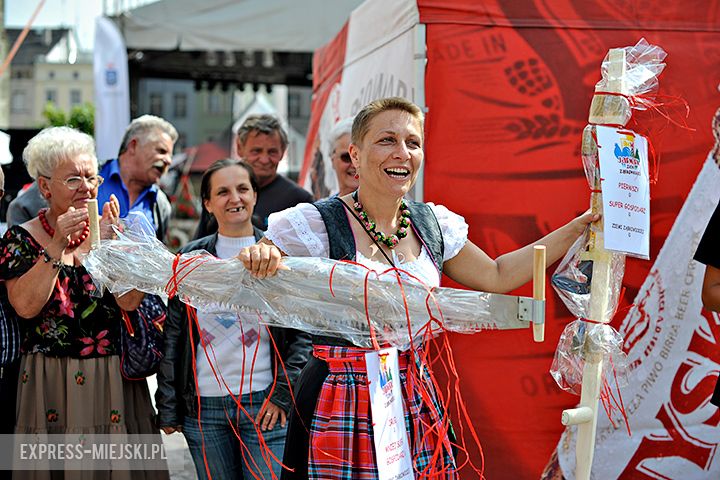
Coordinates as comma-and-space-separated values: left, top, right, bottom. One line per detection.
0, 127, 168, 479
239, 97, 597, 479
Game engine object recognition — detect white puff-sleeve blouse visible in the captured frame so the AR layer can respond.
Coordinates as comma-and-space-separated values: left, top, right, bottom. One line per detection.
265, 202, 469, 288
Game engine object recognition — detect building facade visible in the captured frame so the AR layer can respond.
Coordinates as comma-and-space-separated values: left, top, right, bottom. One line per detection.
8, 28, 93, 129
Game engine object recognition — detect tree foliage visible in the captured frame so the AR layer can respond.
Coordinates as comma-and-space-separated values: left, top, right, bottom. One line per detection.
42, 102, 95, 135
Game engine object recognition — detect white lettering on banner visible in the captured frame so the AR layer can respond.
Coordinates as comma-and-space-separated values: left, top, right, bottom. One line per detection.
366, 348, 413, 480
338, 28, 416, 120
349, 73, 415, 116
596, 125, 651, 257
557, 158, 720, 479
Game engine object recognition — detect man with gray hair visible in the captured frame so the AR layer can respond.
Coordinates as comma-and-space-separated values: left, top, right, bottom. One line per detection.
195, 114, 312, 237
96, 114, 178, 241
8, 115, 178, 242
236, 114, 313, 229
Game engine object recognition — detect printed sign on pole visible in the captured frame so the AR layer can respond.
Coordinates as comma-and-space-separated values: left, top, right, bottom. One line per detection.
365, 347, 413, 480
596, 125, 651, 258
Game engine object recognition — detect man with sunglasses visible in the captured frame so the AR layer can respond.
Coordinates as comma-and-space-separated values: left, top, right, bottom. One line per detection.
96, 115, 177, 241
327, 117, 358, 197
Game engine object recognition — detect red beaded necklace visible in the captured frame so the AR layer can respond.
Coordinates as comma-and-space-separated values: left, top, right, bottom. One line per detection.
39, 209, 90, 249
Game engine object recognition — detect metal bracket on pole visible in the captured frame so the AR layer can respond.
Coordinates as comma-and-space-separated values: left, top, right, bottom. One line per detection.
518, 297, 546, 325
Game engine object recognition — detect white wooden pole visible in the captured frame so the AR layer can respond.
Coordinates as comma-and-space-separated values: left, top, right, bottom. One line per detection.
563, 47, 627, 480
533, 245, 546, 342
87, 199, 101, 248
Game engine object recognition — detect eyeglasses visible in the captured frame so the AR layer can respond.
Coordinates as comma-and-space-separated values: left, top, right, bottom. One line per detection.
42, 175, 104, 190
337, 152, 351, 164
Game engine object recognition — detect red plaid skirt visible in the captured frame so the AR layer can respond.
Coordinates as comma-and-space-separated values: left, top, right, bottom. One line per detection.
309, 345, 458, 480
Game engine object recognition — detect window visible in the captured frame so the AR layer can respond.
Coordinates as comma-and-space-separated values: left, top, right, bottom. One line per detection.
11, 90, 27, 113
48, 71, 55, 80
149, 93, 163, 116
13, 68, 32, 80
73, 71, 79, 80
173, 93, 187, 118
46, 89, 57, 104
70, 89, 82, 106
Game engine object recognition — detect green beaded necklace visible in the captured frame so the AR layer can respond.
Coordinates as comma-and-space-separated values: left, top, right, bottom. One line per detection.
352, 191, 411, 249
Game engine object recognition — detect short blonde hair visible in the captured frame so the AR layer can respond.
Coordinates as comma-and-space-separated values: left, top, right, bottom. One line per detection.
351, 97, 424, 145
23, 126, 97, 179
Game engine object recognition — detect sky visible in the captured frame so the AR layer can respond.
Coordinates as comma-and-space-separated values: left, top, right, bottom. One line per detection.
5, 0, 157, 50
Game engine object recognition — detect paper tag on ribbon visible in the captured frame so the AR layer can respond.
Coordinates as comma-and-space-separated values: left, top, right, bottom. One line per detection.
596, 125, 651, 258
365, 347, 413, 480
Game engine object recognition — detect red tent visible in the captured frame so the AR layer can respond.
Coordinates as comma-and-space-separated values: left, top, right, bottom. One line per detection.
301, 1, 720, 478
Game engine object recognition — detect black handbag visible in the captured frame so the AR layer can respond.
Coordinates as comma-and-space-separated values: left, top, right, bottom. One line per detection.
120, 294, 166, 380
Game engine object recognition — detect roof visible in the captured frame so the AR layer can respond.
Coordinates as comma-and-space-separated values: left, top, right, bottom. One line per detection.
186, 142, 232, 173
6, 28, 70, 65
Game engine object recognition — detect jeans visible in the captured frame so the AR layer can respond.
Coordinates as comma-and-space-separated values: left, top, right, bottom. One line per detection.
183, 391, 288, 480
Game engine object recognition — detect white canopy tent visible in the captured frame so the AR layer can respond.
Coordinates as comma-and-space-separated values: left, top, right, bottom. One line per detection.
116, 0, 363, 52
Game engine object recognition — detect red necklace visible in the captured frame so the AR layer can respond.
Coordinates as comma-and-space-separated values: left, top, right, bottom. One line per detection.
39, 209, 89, 249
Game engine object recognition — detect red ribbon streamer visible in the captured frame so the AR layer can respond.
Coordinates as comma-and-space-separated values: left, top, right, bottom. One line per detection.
327, 260, 486, 478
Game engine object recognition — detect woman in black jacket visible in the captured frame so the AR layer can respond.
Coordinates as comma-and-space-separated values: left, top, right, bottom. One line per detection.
155, 159, 311, 479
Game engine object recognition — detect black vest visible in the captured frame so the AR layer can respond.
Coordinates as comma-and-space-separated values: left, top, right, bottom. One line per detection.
312, 196, 445, 346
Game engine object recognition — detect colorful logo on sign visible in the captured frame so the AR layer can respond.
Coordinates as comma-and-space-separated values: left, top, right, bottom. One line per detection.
379, 353, 393, 388
614, 134, 641, 175
105, 64, 117, 86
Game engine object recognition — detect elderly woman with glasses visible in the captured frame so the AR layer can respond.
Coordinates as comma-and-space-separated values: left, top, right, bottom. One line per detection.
0, 127, 168, 479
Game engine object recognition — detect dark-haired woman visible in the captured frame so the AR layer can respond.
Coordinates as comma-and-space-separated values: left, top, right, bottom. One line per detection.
155, 159, 311, 479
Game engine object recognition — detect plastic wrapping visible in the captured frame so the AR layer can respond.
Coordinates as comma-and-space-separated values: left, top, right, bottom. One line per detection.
84, 216, 531, 349
595, 38, 666, 98
550, 319, 629, 396
551, 228, 626, 324
549, 40, 664, 398
589, 38, 667, 126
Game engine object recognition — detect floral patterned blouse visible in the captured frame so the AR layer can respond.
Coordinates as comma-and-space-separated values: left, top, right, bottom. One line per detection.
0, 226, 121, 358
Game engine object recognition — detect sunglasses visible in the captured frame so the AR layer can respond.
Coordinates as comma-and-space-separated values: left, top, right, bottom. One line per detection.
337, 152, 352, 164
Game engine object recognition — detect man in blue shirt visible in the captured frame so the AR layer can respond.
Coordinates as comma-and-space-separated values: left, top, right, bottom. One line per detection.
96, 115, 178, 241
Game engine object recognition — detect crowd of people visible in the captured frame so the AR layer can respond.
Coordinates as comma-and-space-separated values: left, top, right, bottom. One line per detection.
0, 96, 716, 480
